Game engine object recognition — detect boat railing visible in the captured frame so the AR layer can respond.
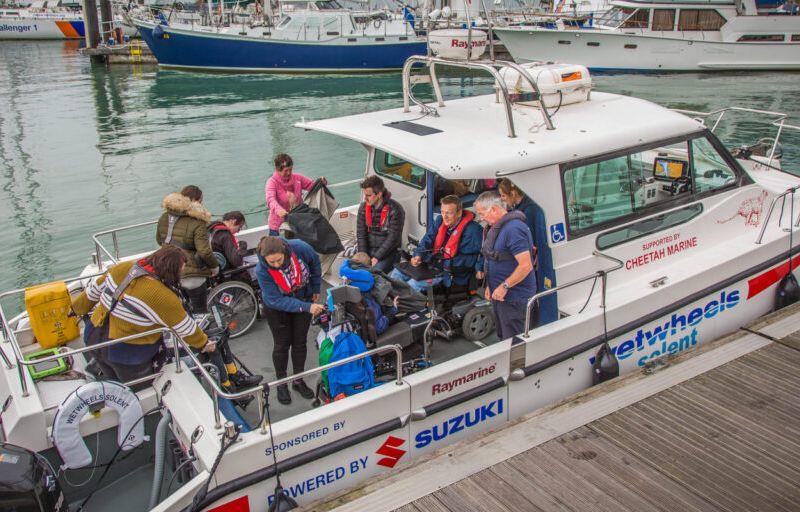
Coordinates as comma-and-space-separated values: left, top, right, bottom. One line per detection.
90, 177, 362, 271
401, 55, 555, 138
0, 279, 403, 433
523, 250, 624, 337
671, 106, 800, 170
755, 185, 800, 245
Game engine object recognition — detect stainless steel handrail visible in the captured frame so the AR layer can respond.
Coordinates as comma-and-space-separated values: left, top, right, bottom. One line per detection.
90, 178, 362, 271
755, 186, 800, 245
92, 219, 158, 271
670, 106, 800, 169
523, 250, 624, 336
401, 55, 555, 139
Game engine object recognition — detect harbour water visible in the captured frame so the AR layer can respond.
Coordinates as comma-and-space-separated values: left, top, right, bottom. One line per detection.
0, 40, 798, 294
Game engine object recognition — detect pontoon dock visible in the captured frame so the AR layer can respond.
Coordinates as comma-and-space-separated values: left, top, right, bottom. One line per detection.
316, 303, 800, 512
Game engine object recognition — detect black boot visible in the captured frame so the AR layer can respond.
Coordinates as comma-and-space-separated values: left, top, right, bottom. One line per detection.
230, 372, 263, 389
183, 286, 209, 314
292, 379, 315, 400
276, 384, 291, 405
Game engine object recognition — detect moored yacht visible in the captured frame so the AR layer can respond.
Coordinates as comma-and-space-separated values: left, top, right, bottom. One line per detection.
131, 0, 426, 72
495, 0, 800, 70
0, 1, 85, 39
1, 55, 799, 511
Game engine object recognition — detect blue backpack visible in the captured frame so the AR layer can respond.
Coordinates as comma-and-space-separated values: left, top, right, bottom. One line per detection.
326, 330, 375, 400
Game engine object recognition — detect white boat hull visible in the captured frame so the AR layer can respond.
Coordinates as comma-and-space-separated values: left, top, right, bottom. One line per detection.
0, 17, 85, 39
496, 28, 800, 71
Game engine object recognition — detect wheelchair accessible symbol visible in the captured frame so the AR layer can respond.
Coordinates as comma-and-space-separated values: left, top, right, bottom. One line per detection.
550, 223, 566, 244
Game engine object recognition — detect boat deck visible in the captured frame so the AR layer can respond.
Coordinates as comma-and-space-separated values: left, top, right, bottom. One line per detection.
319, 305, 800, 512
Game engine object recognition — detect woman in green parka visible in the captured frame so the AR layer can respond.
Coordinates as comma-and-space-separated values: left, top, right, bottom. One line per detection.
156, 185, 219, 312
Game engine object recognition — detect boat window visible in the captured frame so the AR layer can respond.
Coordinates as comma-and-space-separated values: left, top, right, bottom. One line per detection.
793, 34, 800, 41
677, 9, 726, 31
691, 137, 737, 194
597, 203, 703, 250
563, 139, 694, 235
621, 8, 649, 28
737, 34, 785, 42
652, 9, 675, 30
277, 15, 292, 28
316, 0, 343, 8
594, 6, 634, 28
373, 149, 427, 190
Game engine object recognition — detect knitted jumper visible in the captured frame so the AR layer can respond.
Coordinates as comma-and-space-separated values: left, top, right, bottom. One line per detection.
72, 260, 208, 349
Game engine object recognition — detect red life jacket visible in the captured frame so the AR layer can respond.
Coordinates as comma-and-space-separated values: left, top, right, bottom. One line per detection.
365, 202, 389, 232
136, 259, 157, 275
267, 252, 303, 294
433, 211, 475, 260
209, 222, 238, 247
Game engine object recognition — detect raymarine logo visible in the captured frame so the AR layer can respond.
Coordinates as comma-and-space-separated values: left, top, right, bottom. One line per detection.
375, 436, 406, 468
431, 363, 496, 396
414, 398, 504, 449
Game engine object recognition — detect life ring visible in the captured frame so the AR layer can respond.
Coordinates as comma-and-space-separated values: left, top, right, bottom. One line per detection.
52, 380, 147, 470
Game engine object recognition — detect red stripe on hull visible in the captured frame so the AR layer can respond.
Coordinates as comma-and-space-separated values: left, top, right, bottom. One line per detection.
747, 254, 800, 299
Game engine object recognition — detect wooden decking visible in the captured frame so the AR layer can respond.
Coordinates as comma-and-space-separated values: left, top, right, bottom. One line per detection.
395, 340, 800, 512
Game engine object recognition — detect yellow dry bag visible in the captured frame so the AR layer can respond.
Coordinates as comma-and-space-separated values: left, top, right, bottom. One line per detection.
24, 281, 79, 349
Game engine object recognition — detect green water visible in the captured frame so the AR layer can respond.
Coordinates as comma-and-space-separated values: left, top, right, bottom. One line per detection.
0, 40, 798, 293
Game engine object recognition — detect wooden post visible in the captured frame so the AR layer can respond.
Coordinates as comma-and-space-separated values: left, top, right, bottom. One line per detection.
99, 0, 113, 44
82, 0, 102, 59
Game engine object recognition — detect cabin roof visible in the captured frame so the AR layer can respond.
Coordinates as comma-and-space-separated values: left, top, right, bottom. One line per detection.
297, 91, 704, 178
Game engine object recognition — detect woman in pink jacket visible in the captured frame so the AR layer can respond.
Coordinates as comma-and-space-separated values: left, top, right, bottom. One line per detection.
264, 153, 325, 235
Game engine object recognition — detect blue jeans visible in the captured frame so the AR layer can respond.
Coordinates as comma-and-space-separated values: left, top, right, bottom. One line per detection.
389, 268, 449, 293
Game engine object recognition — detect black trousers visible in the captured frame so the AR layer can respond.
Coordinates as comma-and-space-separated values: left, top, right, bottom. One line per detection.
199, 337, 235, 384
263, 307, 312, 380
95, 351, 154, 391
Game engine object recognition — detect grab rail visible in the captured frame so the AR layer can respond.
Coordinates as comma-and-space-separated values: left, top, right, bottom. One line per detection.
91, 178, 361, 271
92, 219, 158, 271
0, 275, 403, 431
401, 55, 555, 138
755, 186, 800, 245
523, 250, 624, 336
670, 106, 800, 170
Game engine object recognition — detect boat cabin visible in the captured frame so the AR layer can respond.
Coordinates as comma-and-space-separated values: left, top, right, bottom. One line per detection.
593, 0, 800, 42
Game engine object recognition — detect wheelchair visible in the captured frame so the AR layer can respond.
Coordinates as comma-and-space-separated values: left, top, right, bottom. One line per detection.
204, 257, 262, 339
313, 285, 431, 389
393, 258, 495, 344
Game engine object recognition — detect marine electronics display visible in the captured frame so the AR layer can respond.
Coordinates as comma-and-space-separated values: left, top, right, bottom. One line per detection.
653, 157, 687, 180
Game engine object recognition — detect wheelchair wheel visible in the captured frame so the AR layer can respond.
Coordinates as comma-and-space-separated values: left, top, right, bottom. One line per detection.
207, 281, 258, 338
461, 305, 494, 341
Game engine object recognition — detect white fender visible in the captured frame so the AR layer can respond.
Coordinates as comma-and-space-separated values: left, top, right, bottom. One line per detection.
52, 380, 147, 470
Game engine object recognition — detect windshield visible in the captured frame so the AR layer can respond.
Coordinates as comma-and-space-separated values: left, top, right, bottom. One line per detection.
594, 6, 633, 28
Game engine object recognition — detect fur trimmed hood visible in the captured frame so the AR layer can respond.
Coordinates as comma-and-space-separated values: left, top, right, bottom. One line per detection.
161, 192, 211, 222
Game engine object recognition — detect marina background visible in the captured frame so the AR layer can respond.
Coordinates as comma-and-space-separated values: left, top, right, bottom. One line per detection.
0, 40, 798, 293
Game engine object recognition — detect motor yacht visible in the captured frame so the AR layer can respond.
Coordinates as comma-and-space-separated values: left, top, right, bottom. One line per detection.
495, 0, 800, 70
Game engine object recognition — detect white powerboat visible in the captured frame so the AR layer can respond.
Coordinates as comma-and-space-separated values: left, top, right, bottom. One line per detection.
0, 1, 85, 39
495, 0, 800, 70
1, 55, 799, 511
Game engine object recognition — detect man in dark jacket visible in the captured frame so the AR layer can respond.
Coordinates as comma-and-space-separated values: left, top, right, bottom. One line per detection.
390, 195, 482, 293
208, 211, 247, 270
156, 185, 219, 313
356, 175, 405, 273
